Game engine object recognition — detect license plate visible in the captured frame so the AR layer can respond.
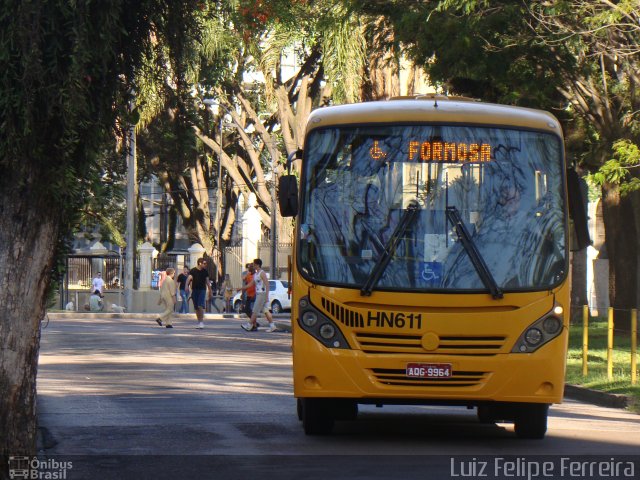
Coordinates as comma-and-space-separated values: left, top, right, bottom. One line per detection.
406, 363, 452, 378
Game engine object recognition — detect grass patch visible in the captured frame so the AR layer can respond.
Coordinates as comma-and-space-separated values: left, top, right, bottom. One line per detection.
567, 320, 640, 413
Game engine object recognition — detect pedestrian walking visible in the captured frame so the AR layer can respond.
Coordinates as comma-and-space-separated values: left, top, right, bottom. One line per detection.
176, 267, 190, 314
155, 268, 177, 328
240, 258, 277, 332
240, 263, 256, 316
187, 258, 211, 329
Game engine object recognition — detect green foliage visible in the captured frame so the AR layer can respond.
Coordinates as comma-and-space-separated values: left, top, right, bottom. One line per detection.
589, 140, 640, 195
0, 0, 205, 293
567, 321, 640, 411
318, 2, 366, 104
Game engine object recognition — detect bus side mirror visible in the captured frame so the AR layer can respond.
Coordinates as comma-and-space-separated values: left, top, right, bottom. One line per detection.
278, 175, 298, 217
567, 168, 590, 251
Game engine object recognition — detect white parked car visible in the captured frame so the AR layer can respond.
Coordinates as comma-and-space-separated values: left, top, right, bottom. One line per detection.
233, 279, 291, 314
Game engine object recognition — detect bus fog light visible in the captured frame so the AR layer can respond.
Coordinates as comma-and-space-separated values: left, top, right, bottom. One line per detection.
299, 298, 309, 308
525, 328, 543, 346
553, 305, 563, 315
543, 316, 561, 334
302, 311, 318, 327
319, 324, 335, 339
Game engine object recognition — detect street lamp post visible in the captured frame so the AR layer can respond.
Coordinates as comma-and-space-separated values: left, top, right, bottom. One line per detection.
124, 100, 137, 313
270, 157, 277, 279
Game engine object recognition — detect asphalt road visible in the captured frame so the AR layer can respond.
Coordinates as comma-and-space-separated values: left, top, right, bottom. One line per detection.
33, 313, 640, 480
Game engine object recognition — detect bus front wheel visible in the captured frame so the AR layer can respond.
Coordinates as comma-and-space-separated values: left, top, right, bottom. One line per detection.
514, 403, 549, 439
300, 398, 335, 435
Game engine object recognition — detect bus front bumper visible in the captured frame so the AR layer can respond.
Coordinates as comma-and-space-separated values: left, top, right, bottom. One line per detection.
293, 331, 567, 405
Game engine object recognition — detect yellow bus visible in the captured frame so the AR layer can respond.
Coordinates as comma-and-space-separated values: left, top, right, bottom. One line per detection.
278, 96, 588, 439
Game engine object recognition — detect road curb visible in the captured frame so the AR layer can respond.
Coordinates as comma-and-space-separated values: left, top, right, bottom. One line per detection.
564, 384, 630, 409
46, 311, 289, 320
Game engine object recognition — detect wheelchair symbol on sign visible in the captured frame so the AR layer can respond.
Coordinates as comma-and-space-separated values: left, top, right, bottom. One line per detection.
421, 263, 441, 282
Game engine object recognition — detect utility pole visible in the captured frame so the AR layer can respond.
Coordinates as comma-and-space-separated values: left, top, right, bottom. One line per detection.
270, 161, 277, 279
124, 99, 137, 312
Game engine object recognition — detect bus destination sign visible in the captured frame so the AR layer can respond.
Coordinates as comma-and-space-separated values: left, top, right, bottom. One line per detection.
369, 140, 492, 163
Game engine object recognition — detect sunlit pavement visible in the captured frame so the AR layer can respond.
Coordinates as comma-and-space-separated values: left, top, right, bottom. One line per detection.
34, 314, 640, 479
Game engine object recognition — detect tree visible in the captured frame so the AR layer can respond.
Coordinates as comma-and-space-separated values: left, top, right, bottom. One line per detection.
137, 0, 372, 279
353, 0, 640, 317
0, 1, 203, 469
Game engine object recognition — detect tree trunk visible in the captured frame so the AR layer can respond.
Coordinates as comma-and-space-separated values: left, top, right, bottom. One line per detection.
0, 177, 59, 465
601, 182, 639, 329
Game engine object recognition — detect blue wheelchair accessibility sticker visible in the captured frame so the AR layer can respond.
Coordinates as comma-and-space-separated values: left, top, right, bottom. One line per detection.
420, 261, 442, 286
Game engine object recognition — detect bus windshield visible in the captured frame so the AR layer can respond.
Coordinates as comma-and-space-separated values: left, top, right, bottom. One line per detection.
298, 124, 567, 293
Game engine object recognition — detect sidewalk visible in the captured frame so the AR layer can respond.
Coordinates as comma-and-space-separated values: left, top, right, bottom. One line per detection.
46, 311, 293, 330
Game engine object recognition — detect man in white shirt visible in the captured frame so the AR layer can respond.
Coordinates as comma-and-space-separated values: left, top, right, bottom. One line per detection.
240, 258, 277, 332
92, 272, 105, 295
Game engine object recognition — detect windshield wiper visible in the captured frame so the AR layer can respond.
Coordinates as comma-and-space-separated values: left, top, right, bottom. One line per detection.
361, 201, 420, 296
445, 206, 503, 299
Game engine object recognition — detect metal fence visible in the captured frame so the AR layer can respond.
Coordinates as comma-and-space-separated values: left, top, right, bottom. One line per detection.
258, 241, 293, 279
61, 245, 293, 308
153, 252, 179, 271
66, 254, 123, 291
63, 254, 125, 309
573, 305, 638, 385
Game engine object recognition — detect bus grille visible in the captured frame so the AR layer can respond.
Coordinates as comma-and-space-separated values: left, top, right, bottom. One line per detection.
370, 368, 489, 388
355, 333, 506, 355
321, 298, 365, 328
319, 298, 507, 355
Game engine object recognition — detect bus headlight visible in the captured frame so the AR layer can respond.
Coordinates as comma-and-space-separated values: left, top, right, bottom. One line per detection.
543, 316, 561, 335
297, 296, 351, 350
302, 311, 318, 327
512, 304, 565, 353
319, 324, 335, 339
525, 328, 543, 346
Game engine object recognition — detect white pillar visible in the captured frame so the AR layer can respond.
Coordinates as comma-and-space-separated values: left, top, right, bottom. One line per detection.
241, 193, 261, 266
138, 242, 157, 291
89, 241, 108, 280
188, 243, 206, 270
176, 254, 185, 271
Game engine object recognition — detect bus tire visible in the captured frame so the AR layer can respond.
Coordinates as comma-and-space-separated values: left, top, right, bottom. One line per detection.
301, 398, 335, 435
514, 403, 548, 439
271, 300, 283, 314
296, 398, 303, 421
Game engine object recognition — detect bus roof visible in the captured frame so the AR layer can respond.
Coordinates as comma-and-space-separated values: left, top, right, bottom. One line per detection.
306, 97, 562, 135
